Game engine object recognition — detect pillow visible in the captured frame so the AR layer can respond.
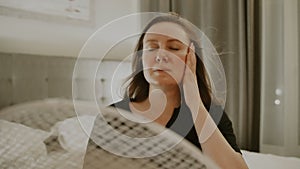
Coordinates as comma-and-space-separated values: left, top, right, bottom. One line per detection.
50, 115, 96, 153
0, 119, 50, 169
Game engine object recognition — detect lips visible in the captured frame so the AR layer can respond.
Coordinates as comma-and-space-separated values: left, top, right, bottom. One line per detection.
151, 68, 172, 77
152, 67, 170, 72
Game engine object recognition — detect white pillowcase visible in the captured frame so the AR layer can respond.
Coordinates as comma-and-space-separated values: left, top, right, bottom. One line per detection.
50, 115, 96, 153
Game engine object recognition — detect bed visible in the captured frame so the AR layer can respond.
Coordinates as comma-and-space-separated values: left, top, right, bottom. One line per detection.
0, 98, 219, 169
1, 98, 300, 169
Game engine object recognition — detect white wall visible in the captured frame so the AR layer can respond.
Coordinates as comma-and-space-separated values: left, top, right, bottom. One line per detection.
0, 0, 139, 59
260, 0, 300, 157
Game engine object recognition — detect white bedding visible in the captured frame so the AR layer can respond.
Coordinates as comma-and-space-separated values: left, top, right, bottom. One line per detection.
1, 98, 300, 169
242, 150, 300, 169
0, 120, 50, 169
0, 98, 93, 169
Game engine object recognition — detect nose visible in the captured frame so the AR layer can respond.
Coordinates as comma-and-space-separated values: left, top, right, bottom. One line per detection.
157, 48, 167, 57
155, 55, 169, 63
156, 49, 169, 63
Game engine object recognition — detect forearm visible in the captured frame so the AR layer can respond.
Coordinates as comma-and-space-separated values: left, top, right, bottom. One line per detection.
201, 128, 248, 169
192, 106, 249, 169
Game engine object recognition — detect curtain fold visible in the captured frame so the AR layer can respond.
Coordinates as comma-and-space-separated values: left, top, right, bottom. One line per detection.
140, 0, 261, 151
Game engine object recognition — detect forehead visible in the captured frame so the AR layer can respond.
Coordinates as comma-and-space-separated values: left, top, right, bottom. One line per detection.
144, 22, 190, 45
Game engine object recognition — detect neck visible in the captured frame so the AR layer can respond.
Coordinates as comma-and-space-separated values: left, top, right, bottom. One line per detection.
129, 84, 182, 126
149, 84, 181, 109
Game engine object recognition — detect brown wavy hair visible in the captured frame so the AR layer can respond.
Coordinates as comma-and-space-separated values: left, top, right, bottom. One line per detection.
124, 13, 212, 110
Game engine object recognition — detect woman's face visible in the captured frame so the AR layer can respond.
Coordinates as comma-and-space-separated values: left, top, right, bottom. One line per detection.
142, 22, 191, 87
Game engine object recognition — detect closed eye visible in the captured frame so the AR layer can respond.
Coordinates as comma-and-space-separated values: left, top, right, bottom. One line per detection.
168, 41, 183, 51
169, 47, 180, 51
144, 44, 159, 51
145, 47, 158, 51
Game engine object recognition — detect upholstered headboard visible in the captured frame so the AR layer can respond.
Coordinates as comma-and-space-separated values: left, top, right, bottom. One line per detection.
0, 52, 131, 110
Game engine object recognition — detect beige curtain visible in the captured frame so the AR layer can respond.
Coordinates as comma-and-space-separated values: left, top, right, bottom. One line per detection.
140, 0, 261, 151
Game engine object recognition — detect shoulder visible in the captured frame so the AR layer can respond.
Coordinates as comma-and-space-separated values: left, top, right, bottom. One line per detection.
207, 104, 241, 153
109, 98, 131, 112
207, 104, 233, 129
217, 111, 241, 154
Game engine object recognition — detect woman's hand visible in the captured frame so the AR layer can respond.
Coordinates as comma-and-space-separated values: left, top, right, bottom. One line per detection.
182, 43, 204, 115
181, 44, 249, 169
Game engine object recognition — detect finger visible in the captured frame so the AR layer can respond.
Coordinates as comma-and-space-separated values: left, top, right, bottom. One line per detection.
187, 43, 196, 74
190, 42, 195, 54
185, 43, 192, 65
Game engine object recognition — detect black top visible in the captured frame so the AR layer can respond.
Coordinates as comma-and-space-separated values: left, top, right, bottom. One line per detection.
112, 98, 241, 154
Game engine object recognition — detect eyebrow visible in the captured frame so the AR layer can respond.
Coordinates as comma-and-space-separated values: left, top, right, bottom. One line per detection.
144, 39, 184, 44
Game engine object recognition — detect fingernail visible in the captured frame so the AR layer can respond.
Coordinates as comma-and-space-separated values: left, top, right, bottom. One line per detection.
191, 43, 195, 50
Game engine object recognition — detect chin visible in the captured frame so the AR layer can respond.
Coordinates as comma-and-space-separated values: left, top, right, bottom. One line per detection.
145, 73, 181, 86
149, 79, 179, 87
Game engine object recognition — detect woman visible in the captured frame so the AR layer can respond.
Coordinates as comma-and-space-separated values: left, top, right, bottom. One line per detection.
111, 13, 248, 168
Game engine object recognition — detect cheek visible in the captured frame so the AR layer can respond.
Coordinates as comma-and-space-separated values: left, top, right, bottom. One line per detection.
142, 55, 153, 82
142, 54, 156, 68
170, 58, 186, 82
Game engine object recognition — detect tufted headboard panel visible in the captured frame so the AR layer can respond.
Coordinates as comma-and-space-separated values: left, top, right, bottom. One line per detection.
0, 52, 131, 110
0, 52, 75, 109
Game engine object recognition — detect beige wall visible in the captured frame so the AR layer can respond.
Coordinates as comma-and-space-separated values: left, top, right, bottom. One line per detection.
0, 0, 139, 59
